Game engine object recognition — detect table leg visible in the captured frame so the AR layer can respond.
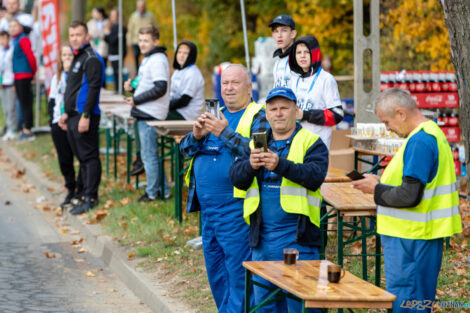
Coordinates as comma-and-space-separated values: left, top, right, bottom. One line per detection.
106, 128, 110, 177
375, 230, 381, 287
360, 217, 368, 281
301, 300, 308, 313
174, 143, 183, 223
113, 117, 118, 181
245, 269, 251, 313
126, 132, 132, 185
337, 211, 344, 267
320, 203, 327, 260
159, 136, 165, 200
354, 151, 358, 171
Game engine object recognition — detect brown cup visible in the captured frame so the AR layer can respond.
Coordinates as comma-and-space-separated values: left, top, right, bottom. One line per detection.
327, 264, 345, 283
283, 248, 299, 265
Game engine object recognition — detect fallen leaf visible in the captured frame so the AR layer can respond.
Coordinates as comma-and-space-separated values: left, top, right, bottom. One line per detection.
128, 253, 135, 260
13, 168, 25, 179
74, 258, 85, 263
94, 210, 107, 221
61, 228, 68, 233
79, 238, 84, 243
120, 222, 127, 230
44, 252, 56, 258
86, 271, 95, 277
72, 244, 81, 248
4, 200, 11, 205
78, 248, 88, 254
47, 187, 55, 192
87, 220, 97, 224
44, 170, 52, 176
120, 197, 132, 205
163, 234, 176, 243
25, 152, 37, 158
110, 289, 117, 292
43, 206, 51, 211
103, 200, 116, 209
54, 207, 63, 216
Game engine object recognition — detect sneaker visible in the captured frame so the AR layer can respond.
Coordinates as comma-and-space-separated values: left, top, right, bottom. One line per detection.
129, 157, 145, 176
2, 130, 16, 142
138, 193, 155, 203
60, 191, 75, 208
70, 197, 97, 215
16, 132, 36, 142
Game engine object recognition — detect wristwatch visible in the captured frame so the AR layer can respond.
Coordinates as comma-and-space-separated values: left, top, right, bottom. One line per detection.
81, 112, 90, 119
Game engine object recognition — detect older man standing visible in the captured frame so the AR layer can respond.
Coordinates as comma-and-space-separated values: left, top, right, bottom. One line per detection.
230, 87, 328, 313
180, 64, 267, 313
352, 88, 462, 313
127, 0, 158, 73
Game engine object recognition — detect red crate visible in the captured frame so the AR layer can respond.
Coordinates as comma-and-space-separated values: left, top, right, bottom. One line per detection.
412, 92, 459, 108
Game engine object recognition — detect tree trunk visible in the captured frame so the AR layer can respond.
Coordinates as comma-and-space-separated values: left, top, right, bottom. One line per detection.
71, 0, 86, 22
439, 0, 470, 196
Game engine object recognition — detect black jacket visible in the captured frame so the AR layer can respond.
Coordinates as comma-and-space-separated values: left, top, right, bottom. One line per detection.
229, 126, 329, 248
104, 23, 127, 57
64, 43, 104, 115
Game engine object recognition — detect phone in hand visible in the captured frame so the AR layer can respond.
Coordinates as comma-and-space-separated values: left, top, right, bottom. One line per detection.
252, 132, 268, 152
205, 98, 221, 119
346, 170, 365, 181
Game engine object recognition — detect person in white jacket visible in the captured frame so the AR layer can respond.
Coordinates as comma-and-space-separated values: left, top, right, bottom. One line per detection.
167, 40, 204, 121
0, 30, 16, 140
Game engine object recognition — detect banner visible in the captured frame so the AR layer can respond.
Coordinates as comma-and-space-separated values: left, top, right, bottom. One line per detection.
40, 0, 60, 93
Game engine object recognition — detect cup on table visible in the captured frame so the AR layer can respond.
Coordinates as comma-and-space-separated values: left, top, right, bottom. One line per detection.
327, 264, 345, 283
283, 248, 299, 265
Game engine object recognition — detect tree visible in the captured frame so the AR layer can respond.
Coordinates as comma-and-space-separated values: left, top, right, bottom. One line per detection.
439, 0, 470, 196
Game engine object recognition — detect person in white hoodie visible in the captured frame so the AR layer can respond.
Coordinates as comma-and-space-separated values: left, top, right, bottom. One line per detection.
167, 40, 204, 121
0, 30, 17, 141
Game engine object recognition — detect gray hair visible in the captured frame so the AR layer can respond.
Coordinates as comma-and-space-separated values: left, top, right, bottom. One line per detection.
222, 64, 252, 84
374, 87, 418, 116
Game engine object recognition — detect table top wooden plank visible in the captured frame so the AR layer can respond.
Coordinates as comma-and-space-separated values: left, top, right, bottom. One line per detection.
352, 147, 395, 158
321, 183, 376, 211
325, 167, 351, 183
244, 261, 395, 307
147, 120, 194, 136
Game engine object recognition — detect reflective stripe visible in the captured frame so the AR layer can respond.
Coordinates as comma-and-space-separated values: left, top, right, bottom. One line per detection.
422, 182, 458, 200
246, 188, 259, 199
281, 186, 322, 208
377, 205, 460, 223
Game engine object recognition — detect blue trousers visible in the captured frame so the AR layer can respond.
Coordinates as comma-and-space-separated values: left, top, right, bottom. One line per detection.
382, 235, 443, 313
201, 209, 251, 313
137, 120, 169, 198
252, 241, 320, 313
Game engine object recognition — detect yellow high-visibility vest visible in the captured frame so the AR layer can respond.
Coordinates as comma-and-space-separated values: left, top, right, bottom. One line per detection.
243, 128, 322, 226
185, 101, 264, 198
378, 120, 462, 239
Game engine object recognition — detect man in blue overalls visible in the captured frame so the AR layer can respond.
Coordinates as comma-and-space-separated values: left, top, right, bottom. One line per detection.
230, 87, 328, 313
180, 64, 268, 313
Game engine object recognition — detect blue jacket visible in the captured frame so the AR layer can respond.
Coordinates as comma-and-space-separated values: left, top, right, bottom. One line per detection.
180, 106, 268, 213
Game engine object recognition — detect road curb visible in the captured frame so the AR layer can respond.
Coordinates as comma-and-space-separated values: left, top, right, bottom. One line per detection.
0, 142, 193, 313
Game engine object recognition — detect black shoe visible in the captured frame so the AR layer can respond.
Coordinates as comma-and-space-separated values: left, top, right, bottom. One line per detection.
129, 157, 145, 176
60, 191, 75, 208
70, 197, 97, 215
138, 193, 155, 203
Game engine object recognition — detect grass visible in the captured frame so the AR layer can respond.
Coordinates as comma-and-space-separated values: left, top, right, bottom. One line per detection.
7, 130, 469, 313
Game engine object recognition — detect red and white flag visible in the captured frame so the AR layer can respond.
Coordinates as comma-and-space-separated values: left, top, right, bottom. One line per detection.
40, 0, 60, 94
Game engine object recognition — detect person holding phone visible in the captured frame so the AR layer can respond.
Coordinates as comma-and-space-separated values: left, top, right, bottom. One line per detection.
180, 64, 268, 313
230, 86, 328, 313
352, 88, 462, 313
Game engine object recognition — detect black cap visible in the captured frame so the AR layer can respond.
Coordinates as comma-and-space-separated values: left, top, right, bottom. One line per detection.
268, 14, 295, 29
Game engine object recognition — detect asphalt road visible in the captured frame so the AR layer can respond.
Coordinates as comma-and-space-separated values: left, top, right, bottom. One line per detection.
0, 159, 152, 313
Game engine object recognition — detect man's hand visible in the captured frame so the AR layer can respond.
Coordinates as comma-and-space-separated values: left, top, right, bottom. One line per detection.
125, 97, 136, 107
351, 174, 380, 194
260, 150, 279, 171
296, 109, 303, 120
193, 114, 210, 140
250, 149, 264, 170
124, 79, 133, 92
58, 113, 68, 131
203, 111, 228, 137
78, 116, 90, 133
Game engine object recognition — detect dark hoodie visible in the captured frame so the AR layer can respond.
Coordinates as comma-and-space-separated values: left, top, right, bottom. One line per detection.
288, 36, 344, 127
169, 41, 198, 110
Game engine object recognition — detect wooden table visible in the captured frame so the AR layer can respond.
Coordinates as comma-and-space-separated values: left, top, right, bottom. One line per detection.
147, 120, 195, 222
243, 260, 395, 312
325, 166, 351, 183
320, 183, 381, 286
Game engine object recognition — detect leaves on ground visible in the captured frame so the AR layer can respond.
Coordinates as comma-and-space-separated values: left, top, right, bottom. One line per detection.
86, 271, 95, 277
44, 252, 56, 258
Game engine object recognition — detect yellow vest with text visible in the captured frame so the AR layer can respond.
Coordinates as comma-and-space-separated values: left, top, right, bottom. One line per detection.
243, 128, 323, 226
378, 120, 462, 239
185, 101, 264, 198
